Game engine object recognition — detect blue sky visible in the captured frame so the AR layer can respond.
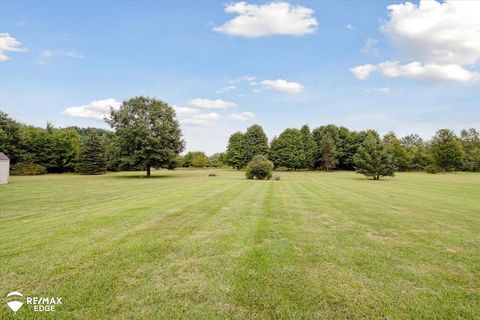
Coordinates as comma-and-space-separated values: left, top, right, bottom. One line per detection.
1, 0, 479, 154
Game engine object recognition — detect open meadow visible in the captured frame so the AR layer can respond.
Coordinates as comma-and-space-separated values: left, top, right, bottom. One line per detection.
0, 170, 479, 319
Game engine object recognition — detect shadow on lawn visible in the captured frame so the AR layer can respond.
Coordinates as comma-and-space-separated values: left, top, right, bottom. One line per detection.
109, 173, 177, 179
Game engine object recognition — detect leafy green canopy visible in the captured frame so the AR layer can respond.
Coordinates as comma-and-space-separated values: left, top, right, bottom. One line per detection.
243, 124, 269, 164
226, 131, 246, 169
106, 96, 184, 176
269, 128, 305, 170
431, 129, 464, 172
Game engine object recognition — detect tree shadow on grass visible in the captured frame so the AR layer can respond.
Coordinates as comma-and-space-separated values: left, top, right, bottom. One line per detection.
108, 173, 177, 179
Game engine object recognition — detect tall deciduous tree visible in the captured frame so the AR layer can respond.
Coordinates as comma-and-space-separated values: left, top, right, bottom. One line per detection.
431, 129, 464, 172
77, 131, 106, 174
269, 128, 305, 170
460, 128, 480, 172
383, 132, 412, 171
106, 96, 184, 177
354, 134, 396, 180
243, 124, 269, 164
319, 133, 338, 171
226, 131, 246, 169
300, 125, 316, 169
0, 111, 22, 163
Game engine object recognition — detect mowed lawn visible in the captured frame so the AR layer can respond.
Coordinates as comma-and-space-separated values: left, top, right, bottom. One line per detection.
0, 170, 479, 319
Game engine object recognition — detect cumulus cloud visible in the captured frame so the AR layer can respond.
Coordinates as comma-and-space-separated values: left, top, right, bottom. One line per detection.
226, 112, 256, 121
351, 0, 480, 83
187, 98, 236, 109
261, 79, 304, 93
63, 98, 121, 120
180, 113, 220, 127
353, 61, 479, 82
173, 106, 200, 116
0, 33, 25, 61
351, 64, 377, 80
214, 2, 317, 38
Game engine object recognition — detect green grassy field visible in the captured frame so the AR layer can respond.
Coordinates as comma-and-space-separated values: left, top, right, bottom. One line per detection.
0, 170, 479, 319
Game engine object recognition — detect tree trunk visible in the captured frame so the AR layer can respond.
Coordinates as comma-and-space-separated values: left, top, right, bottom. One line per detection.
146, 165, 151, 177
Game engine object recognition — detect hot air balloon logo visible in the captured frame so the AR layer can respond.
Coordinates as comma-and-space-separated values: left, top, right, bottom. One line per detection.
6, 291, 24, 313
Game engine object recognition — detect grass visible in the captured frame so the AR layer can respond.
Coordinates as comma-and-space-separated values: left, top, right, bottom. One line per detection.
0, 170, 479, 319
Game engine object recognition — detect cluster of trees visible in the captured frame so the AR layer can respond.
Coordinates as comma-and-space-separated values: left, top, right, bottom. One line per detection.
2, 99, 479, 178
226, 124, 480, 176
176, 151, 227, 168
1, 97, 185, 176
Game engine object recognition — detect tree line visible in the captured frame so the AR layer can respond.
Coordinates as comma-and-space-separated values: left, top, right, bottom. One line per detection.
226, 124, 480, 175
2, 96, 479, 177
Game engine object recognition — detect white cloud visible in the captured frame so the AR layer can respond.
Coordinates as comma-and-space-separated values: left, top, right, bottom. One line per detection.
352, 0, 480, 83
226, 112, 256, 121
361, 38, 379, 56
180, 113, 220, 127
214, 2, 317, 38
261, 79, 304, 93
187, 98, 236, 109
215, 85, 236, 94
37, 50, 85, 65
381, 0, 480, 65
63, 98, 121, 120
365, 87, 390, 93
0, 33, 25, 62
353, 61, 479, 83
351, 64, 377, 80
346, 24, 354, 30
173, 106, 200, 116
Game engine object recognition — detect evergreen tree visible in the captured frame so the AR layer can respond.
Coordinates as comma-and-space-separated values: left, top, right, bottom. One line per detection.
77, 131, 106, 175
243, 124, 269, 164
269, 128, 305, 170
431, 129, 464, 172
318, 133, 338, 171
226, 132, 246, 169
300, 125, 316, 169
354, 134, 396, 180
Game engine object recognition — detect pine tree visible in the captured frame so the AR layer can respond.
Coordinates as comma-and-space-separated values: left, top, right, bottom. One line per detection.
77, 131, 106, 175
300, 125, 316, 169
319, 133, 338, 171
354, 134, 396, 180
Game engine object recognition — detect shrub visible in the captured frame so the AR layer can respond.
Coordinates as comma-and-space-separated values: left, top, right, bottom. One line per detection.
11, 162, 47, 176
424, 164, 441, 174
245, 155, 273, 180
273, 174, 281, 180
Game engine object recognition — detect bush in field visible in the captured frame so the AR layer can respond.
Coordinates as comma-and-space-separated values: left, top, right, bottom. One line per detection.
424, 164, 441, 174
245, 155, 273, 180
11, 162, 47, 175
